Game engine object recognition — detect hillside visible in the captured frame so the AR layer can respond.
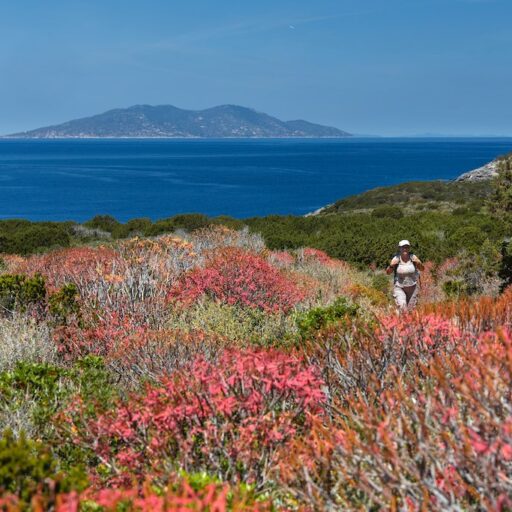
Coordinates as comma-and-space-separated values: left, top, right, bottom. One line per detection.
0, 225, 511, 509
317, 180, 493, 216
309, 152, 512, 217
5, 104, 351, 138
1, 164, 511, 508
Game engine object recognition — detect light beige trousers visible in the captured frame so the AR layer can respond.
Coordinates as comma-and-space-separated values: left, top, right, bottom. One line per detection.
393, 284, 419, 311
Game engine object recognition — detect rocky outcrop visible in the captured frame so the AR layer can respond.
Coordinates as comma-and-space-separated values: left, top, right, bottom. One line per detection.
304, 204, 333, 217
455, 160, 500, 182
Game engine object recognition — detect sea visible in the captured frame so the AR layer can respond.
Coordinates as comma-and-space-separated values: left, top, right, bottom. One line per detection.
0, 137, 511, 222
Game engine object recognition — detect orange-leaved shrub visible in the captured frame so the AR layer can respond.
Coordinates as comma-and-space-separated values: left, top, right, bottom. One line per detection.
279, 306, 512, 510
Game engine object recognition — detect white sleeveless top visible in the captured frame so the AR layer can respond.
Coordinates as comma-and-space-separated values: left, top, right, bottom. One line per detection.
395, 257, 418, 288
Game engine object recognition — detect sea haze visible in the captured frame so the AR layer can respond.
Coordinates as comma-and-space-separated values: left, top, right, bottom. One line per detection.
0, 138, 511, 222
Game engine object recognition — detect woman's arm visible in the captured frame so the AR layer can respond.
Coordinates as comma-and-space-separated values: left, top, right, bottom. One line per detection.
411, 255, 425, 271
386, 256, 400, 274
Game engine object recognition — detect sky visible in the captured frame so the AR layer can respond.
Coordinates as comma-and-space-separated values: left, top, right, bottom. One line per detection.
1, 0, 511, 136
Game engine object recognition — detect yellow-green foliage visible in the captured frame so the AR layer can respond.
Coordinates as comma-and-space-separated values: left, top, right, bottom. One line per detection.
0, 430, 87, 507
167, 298, 298, 347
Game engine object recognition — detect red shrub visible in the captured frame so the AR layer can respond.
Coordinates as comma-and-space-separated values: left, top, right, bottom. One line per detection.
54, 311, 148, 360
71, 482, 273, 511
69, 349, 325, 489
168, 248, 306, 313
420, 284, 512, 334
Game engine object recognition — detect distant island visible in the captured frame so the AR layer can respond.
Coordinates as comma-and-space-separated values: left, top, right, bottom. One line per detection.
4, 104, 352, 139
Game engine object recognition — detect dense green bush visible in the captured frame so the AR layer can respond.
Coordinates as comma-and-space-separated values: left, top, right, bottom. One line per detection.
448, 226, 488, 253
0, 221, 72, 255
371, 205, 403, 219
0, 357, 116, 446
113, 217, 152, 238
146, 213, 212, 236
245, 209, 506, 268
295, 297, 359, 339
83, 214, 121, 233
371, 273, 391, 294
0, 430, 86, 506
488, 153, 512, 231
0, 274, 46, 314
440, 240, 503, 297
499, 238, 512, 291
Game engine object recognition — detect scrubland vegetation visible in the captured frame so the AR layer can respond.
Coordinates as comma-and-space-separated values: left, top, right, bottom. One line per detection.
0, 220, 510, 510
0, 180, 508, 269
0, 163, 511, 510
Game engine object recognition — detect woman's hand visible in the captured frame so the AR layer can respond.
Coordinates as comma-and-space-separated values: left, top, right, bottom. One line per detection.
386, 256, 399, 274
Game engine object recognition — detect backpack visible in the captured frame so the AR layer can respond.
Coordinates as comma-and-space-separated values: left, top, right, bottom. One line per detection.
392, 252, 421, 286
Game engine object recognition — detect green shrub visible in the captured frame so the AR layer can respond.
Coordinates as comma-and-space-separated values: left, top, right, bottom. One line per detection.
499, 238, 512, 291
166, 299, 298, 347
48, 283, 81, 325
0, 274, 46, 314
0, 357, 116, 448
441, 240, 503, 297
295, 297, 359, 339
147, 213, 212, 236
449, 226, 487, 253
371, 205, 403, 219
0, 429, 87, 506
371, 273, 392, 294
0, 221, 73, 255
83, 215, 121, 233
442, 279, 466, 299
112, 217, 152, 238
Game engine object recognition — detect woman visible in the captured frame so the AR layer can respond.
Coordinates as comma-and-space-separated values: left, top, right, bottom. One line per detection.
386, 240, 424, 311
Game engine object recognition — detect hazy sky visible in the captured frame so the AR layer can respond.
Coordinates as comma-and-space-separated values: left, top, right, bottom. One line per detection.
1, 0, 511, 136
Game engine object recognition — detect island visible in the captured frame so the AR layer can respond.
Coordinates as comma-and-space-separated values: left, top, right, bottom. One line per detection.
4, 104, 352, 139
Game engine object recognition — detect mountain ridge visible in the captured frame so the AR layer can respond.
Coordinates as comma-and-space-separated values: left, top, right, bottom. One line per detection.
5, 104, 351, 139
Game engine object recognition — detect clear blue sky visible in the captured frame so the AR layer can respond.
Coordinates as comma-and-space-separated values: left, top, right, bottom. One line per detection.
1, 0, 511, 136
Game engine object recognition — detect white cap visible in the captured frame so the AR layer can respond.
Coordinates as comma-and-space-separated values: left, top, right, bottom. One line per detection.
398, 239, 411, 247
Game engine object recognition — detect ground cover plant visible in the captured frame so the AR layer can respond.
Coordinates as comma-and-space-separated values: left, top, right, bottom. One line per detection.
0, 225, 511, 510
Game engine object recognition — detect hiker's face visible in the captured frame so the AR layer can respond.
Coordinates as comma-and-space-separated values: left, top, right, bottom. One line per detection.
400, 245, 410, 254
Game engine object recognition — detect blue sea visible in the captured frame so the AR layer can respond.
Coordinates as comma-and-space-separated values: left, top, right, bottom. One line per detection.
0, 138, 511, 222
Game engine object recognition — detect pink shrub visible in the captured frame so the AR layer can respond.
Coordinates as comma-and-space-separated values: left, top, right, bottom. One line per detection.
268, 250, 296, 268
301, 247, 348, 269
375, 312, 464, 353
168, 247, 306, 313
1, 480, 274, 512
70, 349, 325, 488
10, 246, 120, 293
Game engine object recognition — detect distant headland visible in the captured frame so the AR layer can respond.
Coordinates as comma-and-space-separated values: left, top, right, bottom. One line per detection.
3, 104, 352, 139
